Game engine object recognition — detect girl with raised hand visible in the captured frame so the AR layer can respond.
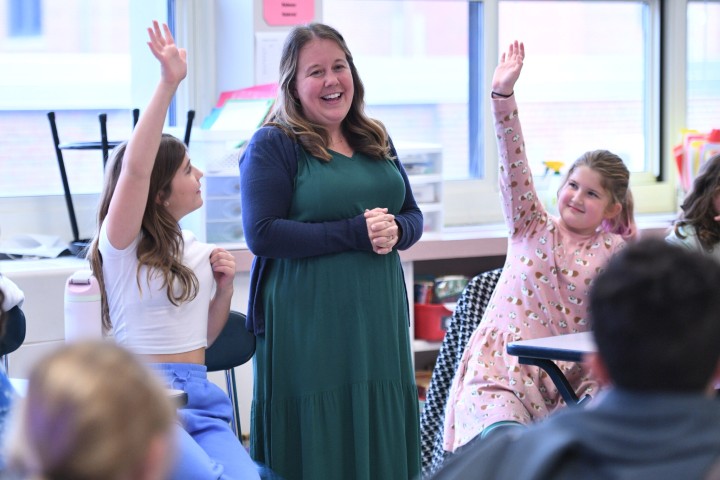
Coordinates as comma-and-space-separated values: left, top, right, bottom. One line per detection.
443, 41, 635, 452
87, 21, 258, 480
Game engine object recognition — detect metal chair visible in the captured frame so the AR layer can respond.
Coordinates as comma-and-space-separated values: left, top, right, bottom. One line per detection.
1, 305, 27, 372
205, 311, 283, 479
205, 310, 255, 438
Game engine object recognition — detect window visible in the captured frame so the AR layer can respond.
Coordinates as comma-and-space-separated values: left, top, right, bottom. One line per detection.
323, 0, 665, 225
323, 1, 473, 180
498, 1, 651, 176
7, 0, 41, 37
687, 0, 720, 132
0, 0, 165, 197
325, 1, 654, 181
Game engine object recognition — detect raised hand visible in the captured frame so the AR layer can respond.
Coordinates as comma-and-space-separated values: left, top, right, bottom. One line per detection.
492, 40, 524, 96
146, 21, 187, 86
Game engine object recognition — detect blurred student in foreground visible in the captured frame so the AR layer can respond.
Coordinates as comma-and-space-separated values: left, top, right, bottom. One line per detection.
431, 238, 720, 480
4, 340, 176, 480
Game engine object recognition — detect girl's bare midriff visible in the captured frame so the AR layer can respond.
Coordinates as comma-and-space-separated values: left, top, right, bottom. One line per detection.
141, 346, 205, 365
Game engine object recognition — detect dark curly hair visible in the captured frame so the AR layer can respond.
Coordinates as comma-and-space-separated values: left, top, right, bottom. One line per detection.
673, 153, 720, 252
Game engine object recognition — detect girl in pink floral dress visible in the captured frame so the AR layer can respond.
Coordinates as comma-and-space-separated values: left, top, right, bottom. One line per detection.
443, 41, 635, 452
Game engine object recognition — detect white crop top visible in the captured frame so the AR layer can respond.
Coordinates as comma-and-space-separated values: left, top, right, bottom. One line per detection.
99, 222, 215, 355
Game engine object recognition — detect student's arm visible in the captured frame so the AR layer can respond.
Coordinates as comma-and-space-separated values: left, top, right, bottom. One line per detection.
491, 41, 547, 239
105, 22, 187, 249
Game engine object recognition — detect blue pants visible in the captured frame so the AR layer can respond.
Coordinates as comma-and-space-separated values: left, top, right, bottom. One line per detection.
152, 363, 259, 480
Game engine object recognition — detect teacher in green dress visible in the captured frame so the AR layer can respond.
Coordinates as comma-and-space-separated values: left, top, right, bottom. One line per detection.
240, 22, 423, 480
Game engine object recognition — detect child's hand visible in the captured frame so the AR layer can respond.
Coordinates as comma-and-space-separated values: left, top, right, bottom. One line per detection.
210, 247, 235, 291
146, 21, 187, 86
492, 40, 524, 96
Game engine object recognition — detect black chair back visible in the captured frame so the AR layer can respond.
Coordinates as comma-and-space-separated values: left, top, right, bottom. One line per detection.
204, 310, 255, 439
1, 305, 26, 357
206, 310, 255, 371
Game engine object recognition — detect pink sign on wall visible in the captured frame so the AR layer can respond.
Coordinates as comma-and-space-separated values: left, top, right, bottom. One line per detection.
263, 0, 315, 26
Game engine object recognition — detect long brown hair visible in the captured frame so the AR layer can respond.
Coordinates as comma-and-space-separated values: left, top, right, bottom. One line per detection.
87, 134, 199, 332
267, 22, 392, 161
561, 149, 634, 235
673, 153, 720, 251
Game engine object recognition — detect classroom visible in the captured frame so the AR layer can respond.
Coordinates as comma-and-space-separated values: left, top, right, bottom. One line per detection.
0, 1, 718, 479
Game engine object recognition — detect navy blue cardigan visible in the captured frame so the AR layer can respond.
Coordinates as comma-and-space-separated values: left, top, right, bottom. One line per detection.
239, 126, 423, 335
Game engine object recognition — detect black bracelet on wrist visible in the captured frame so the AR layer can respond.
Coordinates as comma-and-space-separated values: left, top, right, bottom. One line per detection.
491, 91, 514, 98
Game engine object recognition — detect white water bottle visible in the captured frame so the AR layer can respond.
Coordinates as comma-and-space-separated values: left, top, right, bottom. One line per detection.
64, 270, 103, 341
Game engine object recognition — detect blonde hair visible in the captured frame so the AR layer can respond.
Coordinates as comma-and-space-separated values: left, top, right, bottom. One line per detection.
5, 341, 175, 480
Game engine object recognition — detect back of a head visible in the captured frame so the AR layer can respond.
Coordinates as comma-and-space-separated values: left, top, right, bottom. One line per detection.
5, 340, 175, 480
590, 238, 720, 392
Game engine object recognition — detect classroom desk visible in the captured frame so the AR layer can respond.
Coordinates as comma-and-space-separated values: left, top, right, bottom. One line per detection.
11, 377, 188, 407
506, 332, 596, 405
168, 388, 189, 407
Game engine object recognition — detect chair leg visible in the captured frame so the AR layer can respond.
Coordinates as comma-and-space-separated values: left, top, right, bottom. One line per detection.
99, 113, 110, 167
224, 369, 242, 438
184, 110, 195, 147
230, 370, 242, 439
47, 112, 81, 243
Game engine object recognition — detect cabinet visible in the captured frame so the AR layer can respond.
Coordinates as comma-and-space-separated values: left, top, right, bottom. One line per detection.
205, 173, 244, 243
196, 137, 246, 244
408, 254, 508, 371
395, 142, 443, 233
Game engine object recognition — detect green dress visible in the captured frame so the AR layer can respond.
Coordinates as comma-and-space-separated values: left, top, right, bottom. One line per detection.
250, 149, 421, 480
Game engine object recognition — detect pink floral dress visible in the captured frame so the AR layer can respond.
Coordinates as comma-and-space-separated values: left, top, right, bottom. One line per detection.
442, 96, 626, 451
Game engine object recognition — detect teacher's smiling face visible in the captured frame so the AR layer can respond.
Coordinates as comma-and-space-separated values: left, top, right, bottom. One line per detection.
293, 37, 354, 134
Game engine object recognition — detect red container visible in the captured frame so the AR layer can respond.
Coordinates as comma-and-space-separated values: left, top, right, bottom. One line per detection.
414, 304, 454, 341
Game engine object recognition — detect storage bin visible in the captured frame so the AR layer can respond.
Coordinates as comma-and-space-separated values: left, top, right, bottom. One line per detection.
206, 220, 244, 243
411, 183, 437, 203
414, 303, 454, 341
434, 275, 469, 303
206, 198, 242, 221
